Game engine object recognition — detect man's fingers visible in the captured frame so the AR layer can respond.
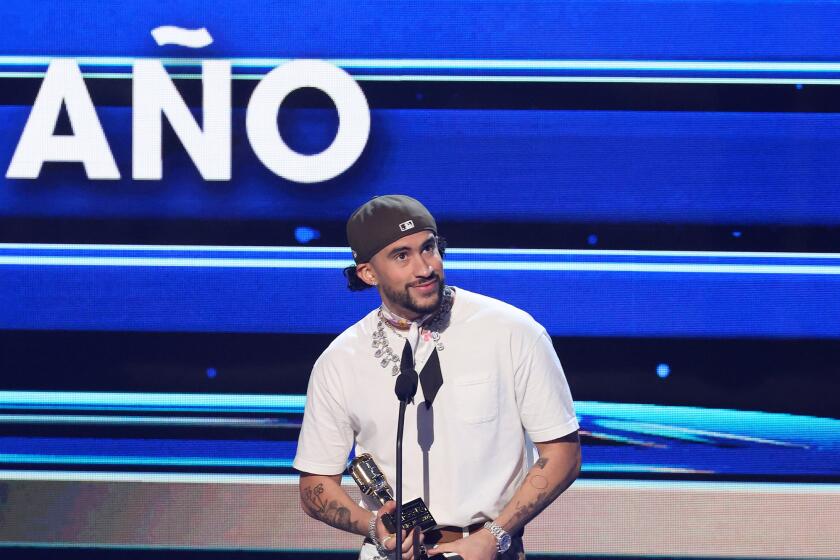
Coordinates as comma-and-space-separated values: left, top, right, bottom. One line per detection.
401, 527, 423, 552
425, 542, 452, 556
381, 530, 402, 550
379, 500, 397, 515
376, 501, 397, 538
381, 534, 395, 548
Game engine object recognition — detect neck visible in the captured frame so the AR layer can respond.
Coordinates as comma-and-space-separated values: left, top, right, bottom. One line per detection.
379, 303, 430, 330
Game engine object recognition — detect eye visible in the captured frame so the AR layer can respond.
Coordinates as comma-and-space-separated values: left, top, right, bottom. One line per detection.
394, 252, 407, 261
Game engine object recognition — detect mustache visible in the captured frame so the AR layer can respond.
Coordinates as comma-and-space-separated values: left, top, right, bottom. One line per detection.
408, 272, 441, 288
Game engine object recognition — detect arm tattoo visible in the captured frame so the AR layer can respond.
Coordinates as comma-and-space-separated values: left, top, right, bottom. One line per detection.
507, 457, 556, 527
302, 483, 361, 533
509, 491, 549, 530
529, 474, 549, 490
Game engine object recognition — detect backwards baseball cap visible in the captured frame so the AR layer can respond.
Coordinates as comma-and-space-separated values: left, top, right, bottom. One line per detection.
346, 195, 437, 264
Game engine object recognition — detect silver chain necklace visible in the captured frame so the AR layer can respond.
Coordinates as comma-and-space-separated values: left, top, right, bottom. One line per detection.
371, 287, 453, 375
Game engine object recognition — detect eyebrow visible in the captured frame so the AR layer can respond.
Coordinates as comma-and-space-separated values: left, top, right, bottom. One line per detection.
387, 245, 410, 258
386, 235, 435, 258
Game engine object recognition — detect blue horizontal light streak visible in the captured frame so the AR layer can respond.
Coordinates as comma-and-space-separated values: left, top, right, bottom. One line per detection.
0, 392, 837, 433
5, 243, 840, 259
4, 72, 840, 85
4, 57, 840, 84
593, 419, 807, 448
0, 414, 296, 428
2, 470, 837, 494
0, 436, 298, 467
449, 261, 840, 275
572, 480, 840, 493
0, 454, 293, 468
582, 463, 712, 474
0, 391, 306, 413
5, 56, 840, 73
0, 256, 350, 269
0, 244, 840, 275
2, 255, 840, 275
0, 470, 307, 484
354, 76, 840, 85
0, 243, 346, 253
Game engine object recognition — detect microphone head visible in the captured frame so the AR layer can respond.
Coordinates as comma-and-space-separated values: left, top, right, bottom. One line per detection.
395, 371, 418, 402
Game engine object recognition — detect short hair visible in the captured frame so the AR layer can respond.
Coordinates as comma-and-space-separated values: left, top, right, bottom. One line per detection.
343, 236, 447, 292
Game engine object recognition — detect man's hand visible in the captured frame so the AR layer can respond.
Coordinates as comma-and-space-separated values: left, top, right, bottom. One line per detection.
376, 500, 425, 560
426, 529, 497, 560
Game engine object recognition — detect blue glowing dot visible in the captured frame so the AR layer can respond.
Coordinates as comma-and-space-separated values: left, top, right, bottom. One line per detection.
656, 363, 670, 379
732, 231, 742, 238
206, 368, 217, 379
796, 84, 803, 90
294, 226, 321, 244
587, 234, 598, 246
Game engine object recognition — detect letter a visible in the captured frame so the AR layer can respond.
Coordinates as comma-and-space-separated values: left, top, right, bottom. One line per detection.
6, 59, 119, 179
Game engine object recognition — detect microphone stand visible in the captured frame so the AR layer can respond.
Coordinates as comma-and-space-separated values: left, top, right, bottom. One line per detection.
394, 340, 419, 560
395, 343, 459, 559
395, 397, 408, 560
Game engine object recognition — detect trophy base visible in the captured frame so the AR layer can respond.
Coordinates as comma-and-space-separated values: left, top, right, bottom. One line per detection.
382, 497, 437, 534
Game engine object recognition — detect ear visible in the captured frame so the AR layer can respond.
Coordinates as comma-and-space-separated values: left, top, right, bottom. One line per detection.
355, 263, 378, 286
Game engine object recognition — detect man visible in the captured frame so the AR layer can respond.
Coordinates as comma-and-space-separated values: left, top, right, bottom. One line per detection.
294, 195, 580, 560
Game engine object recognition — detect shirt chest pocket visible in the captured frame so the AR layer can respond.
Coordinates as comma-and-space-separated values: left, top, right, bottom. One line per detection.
451, 374, 499, 424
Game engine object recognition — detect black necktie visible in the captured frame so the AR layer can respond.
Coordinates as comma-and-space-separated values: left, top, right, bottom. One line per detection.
400, 341, 443, 408
418, 349, 443, 408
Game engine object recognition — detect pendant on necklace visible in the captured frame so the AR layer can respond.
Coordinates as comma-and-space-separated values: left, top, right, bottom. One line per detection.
373, 292, 451, 375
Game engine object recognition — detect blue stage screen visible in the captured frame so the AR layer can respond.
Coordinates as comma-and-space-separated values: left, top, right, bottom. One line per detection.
1, 1, 839, 558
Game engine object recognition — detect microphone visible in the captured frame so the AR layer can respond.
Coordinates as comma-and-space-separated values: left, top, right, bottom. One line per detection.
395, 340, 418, 403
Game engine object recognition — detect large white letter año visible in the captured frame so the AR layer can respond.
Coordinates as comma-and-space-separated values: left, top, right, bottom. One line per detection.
132, 60, 231, 180
6, 59, 119, 179
246, 59, 370, 183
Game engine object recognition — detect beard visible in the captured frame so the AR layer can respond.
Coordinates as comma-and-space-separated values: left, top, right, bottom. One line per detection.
381, 272, 446, 317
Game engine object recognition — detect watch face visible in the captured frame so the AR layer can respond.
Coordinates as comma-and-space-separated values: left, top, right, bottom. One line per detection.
498, 533, 512, 553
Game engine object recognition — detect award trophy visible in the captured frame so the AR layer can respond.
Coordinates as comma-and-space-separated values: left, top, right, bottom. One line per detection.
348, 452, 437, 534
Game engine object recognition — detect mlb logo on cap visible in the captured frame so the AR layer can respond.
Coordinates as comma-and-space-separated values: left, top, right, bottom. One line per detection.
399, 220, 415, 232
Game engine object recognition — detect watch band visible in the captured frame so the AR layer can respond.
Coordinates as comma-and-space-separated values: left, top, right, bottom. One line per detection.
483, 520, 512, 553
368, 512, 389, 557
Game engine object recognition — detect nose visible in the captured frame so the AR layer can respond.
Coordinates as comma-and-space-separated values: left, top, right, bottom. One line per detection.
414, 253, 434, 277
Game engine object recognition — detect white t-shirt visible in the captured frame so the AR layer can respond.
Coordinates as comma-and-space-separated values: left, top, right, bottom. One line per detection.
293, 287, 579, 527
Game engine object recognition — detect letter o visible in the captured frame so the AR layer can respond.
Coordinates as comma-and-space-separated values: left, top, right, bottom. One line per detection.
246, 59, 370, 183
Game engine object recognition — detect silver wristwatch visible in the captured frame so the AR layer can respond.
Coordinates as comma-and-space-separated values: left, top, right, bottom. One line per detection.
483, 520, 512, 554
